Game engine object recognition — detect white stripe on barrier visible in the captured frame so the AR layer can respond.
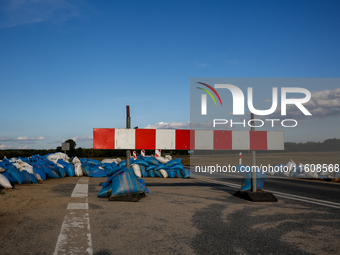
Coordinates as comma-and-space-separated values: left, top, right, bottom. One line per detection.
267, 131, 284, 150
156, 129, 176, 149
195, 130, 214, 149
115, 128, 135, 149
232, 131, 250, 150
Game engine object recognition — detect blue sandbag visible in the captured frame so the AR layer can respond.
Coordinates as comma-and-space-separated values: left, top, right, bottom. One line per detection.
2, 171, 16, 184
57, 159, 75, 177
167, 170, 176, 178
171, 164, 184, 171
119, 160, 127, 167
241, 170, 266, 191
57, 166, 67, 178
32, 164, 47, 180
102, 162, 117, 172
146, 165, 156, 171
181, 168, 191, 179
147, 170, 155, 178
142, 157, 159, 166
133, 159, 149, 167
154, 170, 163, 178
98, 185, 112, 198
101, 170, 125, 188
140, 165, 148, 177
82, 164, 90, 176
89, 165, 107, 177
43, 165, 59, 178
175, 169, 183, 178
22, 170, 38, 184
87, 158, 102, 166
166, 158, 182, 167
137, 179, 149, 193
110, 169, 145, 197
106, 165, 125, 176
156, 163, 169, 171
7, 167, 26, 184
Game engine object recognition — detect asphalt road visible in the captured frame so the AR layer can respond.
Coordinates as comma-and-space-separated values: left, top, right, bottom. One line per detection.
0, 175, 340, 255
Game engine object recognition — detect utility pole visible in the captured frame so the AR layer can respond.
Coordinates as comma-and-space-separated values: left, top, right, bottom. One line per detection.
126, 105, 131, 169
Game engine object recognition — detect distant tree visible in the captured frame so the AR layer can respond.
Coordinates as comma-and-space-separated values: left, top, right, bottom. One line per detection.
56, 146, 62, 152
65, 139, 76, 150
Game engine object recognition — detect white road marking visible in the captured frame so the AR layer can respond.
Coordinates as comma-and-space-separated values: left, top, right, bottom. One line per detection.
67, 203, 89, 210
54, 177, 93, 255
199, 178, 340, 209
71, 178, 89, 198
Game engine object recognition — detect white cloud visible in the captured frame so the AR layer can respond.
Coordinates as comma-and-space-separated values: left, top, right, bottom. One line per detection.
0, 136, 46, 142
1, 0, 80, 28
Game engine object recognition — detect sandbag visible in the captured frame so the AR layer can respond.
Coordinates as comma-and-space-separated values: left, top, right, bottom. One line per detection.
140, 165, 148, 177
98, 184, 112, 198
175, 169, 183, 178
0, 173, 12, 188
147, 170, 155, 178
154, 170, 163, 178
146, 165, 156, 171
171, 164, 184, 171
241, 170, 266, 191
131, 164, 142, 178
167, 170, 176, 178
166, 158, 182, 167
110, 169, 145, 197
33, 172, 43, 182
142, 157, 159, 166
2, 172, 16, 184
156, 163, 169, 171
22, 170, 38, 184
133, 159, 149, 167
74, 163, 83, 177
7, 167, 27, 184
32, 164, 47, 180
155, 156, 170, 164
159, 169, 168, 178
137, 178, 149, 193
181, 168, 191, 179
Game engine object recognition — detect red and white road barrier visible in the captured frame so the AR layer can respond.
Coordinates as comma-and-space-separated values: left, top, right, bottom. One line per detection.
132, 150, 137, 159
155, 149, 161, 157
239, 152, 242, 165
93, 128, 284, 150
141, 149, 145, 157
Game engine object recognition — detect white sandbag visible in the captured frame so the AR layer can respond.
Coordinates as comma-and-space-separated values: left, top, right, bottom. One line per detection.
74, 163, 83, 177
159, 169, 168, 178
101, 158, 121, 164
12, 160, 34, 174
0, 167, 5, 173
33, 172, 43, 182
156, 156, 171, 164
0, 173, 12, 188
56, 163, 64, 168
47, 152, 69, 163
305, 169, 319, 178
286, 159, 296, 172
131, 164, 142, 178
72, 156, 81, 164
165, 155, 172, 160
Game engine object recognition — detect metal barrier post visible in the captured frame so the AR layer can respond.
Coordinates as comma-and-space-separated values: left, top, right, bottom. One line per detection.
126, 105, 131, 169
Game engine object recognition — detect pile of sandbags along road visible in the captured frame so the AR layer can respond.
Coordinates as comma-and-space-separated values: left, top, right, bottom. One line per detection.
0, 152, 191, 200
260, 159, 340, 181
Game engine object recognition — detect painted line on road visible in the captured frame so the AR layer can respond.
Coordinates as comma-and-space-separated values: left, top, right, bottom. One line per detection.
199, 178, 340, 209
54, 177, 93, 255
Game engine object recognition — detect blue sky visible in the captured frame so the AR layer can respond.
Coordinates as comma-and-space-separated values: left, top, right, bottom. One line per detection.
1, 0, 340, 149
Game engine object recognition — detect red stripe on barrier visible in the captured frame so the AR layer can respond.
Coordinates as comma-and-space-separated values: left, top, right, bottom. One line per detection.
93, 128, 115, 149
135, 129, 156, 149
250, 131, 267, 150
175, 130, 195, 149
213, 130, 232, 150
